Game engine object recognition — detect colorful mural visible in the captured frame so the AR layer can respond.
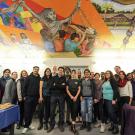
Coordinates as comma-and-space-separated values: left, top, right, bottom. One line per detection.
0, 0, 135, 59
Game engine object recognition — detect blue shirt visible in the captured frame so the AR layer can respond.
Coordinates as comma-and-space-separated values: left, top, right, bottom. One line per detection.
64, 39, 79, 52
102, 81, 113, 100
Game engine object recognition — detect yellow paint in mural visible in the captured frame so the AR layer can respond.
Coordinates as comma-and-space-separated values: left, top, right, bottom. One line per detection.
20, 11, 32, 18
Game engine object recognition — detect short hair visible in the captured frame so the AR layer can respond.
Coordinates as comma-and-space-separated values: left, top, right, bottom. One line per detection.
58, 66, 65, 72
115, 66, 121, 69
3, 69, 11, 74
84, 69, 90, 74
94, 73, 100, 77
72, 70, 76, 73
33, 66, 39, 69
70, 33, 80, 40
12, 72, 17, 75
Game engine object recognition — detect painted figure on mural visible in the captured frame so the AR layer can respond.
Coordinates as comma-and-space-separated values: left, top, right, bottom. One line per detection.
1, 0, 81, 52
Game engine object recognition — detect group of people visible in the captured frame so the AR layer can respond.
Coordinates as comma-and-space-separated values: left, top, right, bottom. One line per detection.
0, 66, 135, 135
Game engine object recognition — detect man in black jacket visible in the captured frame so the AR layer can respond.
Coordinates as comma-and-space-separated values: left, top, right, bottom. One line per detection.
22, 66, 41, 134
47, 67, 66, 133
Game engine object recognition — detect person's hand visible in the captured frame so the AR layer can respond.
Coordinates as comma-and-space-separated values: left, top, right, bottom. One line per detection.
19, 99, 22, 102
70, 96, 74, 100
23, 97, 26, 100
94, 99, 99, 103
73, 96, 77, 102
38, 97, 43, 103
80, 96, 83, 101
112, 100, 116, 105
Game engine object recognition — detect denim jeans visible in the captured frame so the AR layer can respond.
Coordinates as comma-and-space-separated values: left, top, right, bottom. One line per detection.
81, 97, 93, 123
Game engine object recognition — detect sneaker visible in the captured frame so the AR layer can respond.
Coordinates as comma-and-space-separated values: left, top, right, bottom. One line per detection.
22, 128, 28, 134
94, 123, 101, 128
100, 123, 105, 133
29, 125, 35, 130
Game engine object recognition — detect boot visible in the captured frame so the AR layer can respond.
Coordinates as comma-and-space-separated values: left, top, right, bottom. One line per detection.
16, 124, 21, 129
71, 124, 79, 135
100, 123, 105, 133
80, 122, 86, 130
86, 122, 92, 131
108, 123, 114, 131
112, 124, 119, 134
44, 124, 48, 130
37, 121, 43, 130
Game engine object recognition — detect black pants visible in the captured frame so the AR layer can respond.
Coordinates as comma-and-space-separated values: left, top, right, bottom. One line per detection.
132, 97, 135, 106
119, 96, 130, 122
50, 95, 65, 128
69, 98, 79, 121
18, 101, 25, 126
65, 96, 71, 122
44, 96, 50, 124
94, 100, 103, 122
102, 99, 117, 124
24, 96, 38, 128
38, 96, 50, 124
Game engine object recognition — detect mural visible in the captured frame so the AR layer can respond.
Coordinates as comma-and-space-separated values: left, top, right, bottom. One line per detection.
0, 0, 98, 58
92, 0, 135, 49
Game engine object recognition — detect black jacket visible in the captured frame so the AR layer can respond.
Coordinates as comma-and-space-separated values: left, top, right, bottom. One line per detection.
51, 75, 66, 96
110, 79, 120, 101
23, 73, 41, 97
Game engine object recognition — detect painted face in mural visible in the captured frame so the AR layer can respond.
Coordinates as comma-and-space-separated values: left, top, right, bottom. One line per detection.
47, 9, 57, 21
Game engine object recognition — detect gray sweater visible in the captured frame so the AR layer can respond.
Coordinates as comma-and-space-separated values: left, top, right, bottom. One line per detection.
2, 79, 17, 104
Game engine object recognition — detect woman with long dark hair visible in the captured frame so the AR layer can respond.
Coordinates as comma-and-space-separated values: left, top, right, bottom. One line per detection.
118, 71, 133, 117
16, 70, 28, 129
100, 71, 119, 134
38, 68, 52, 130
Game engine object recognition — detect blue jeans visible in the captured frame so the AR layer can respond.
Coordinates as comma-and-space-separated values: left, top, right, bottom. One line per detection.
81, 97, 93, 123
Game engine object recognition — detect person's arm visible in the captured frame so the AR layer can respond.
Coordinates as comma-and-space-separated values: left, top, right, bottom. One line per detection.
39, 80, 43, 103
3, 80, 13, 103
60, 0, 80, 24
23, 77, 29, 99
66, 86, 74, 100
17, 80, 22, 101
75, 86, 81, 99
128, 81, 133, 105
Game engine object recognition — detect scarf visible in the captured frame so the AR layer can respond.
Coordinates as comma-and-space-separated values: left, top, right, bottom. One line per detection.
118, 79, 127, 88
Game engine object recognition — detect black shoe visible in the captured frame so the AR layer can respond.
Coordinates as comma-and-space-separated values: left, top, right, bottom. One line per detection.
44, 124, 48, 130
37, 123, 43, 130
80, 122, 86, 130
86, 122, 92, 132
112, 124, 119, 134
66, 121, 71, 126
16, 124, 21, 129
47, 127, 54, 133
59, 126, 65, 132
108, 123, 114, 131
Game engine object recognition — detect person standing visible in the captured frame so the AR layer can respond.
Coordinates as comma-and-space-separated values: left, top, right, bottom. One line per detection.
16, 70, 28, 129
47, 67, 66, 133
114, 66, 121, 81
66, 70, 81, 134
0, 69, 11, 103
93, 73, 103, 128
80, 69, 96, 131
22, 66, 41, 134
131, 71, 135, 105
118, 71, 133, 120
38, 68, 52, 130
2, 72, 18, 104
100, 71, 119, 134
